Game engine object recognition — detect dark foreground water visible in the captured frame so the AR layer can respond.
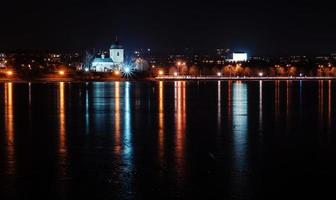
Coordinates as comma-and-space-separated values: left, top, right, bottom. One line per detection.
0, 80, 336, 199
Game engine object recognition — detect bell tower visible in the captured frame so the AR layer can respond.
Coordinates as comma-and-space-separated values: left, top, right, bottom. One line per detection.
110, 36, 124, 64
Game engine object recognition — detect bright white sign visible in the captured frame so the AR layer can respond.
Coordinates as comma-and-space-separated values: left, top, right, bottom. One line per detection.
233, 53, 248, 62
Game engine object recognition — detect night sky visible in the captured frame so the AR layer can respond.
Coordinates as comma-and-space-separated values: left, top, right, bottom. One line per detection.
1, 0, 335, 55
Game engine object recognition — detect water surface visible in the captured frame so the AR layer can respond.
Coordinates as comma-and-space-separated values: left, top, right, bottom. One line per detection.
0, 80, 335, 199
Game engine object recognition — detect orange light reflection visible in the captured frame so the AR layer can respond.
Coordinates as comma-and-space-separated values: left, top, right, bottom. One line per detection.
4, 83, 15, 175
114, 82, 121, 153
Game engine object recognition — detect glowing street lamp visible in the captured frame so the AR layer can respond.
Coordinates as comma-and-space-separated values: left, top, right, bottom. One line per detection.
258, 72, 263, 77
174, 72, 178, 76
6, 70, 13, 76
58, 70, 65, 75
158, 70, 164, 75
114, 70, 120, 75
217, 72, 222, 77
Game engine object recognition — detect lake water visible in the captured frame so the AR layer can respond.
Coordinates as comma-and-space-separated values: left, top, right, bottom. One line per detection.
0, 80, 335, 199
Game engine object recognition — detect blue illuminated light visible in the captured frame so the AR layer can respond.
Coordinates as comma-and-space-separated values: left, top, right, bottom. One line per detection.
123, 82, 133, 166
121, 64, 134, 77
124, 67, 131, 73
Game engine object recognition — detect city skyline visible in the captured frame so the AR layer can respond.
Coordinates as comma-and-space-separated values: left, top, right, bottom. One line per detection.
1, 0, 336, 55
1, 2, 336, 199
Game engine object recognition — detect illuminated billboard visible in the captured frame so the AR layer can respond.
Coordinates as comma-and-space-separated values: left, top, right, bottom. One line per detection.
232, 53, 248, 62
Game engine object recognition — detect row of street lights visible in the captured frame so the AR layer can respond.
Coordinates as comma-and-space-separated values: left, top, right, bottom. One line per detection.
156, 69, 265, 77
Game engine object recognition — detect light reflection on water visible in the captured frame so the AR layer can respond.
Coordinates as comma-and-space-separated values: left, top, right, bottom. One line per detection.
123, 82, 133, 166
318, 80, 324, 132
217, 81, 221, 129
174, 81, 187, 186
158, 81, 164, 161
274, 80, 280, 127
328, 80, 332, 130
4, 83, 15, 175
286, 80, 292, 130
259, 81, 263, 133
0, 81, 336, 199
114, 82, 121, 153
58, 82, 67, 178
85, 82, 90, 135
227, 80, 232, 127
232, 81, 248, 173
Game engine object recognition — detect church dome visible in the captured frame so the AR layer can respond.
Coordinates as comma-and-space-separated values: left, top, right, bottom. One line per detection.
110, 37, 122, 49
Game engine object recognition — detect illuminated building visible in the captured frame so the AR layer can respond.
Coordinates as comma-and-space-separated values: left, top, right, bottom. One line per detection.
91, 38, 124, 72
231, 52, 248, 62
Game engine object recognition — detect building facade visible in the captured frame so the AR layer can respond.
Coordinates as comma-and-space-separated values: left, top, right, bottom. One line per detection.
92, 40, 124, 72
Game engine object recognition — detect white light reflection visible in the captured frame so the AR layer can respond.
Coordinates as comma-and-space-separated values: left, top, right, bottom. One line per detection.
232, 81, 248, 173
228, 81, 232, 126
28, 82, 32, 106
85, 82, 90, 134
217, 81, 221, 129
259, 80, 263, 133
123, 82, 133, 164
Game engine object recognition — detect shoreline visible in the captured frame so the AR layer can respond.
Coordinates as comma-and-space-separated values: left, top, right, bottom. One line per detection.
156, 76, 336, 81
0, 77, 157, 83
0, 76, 335, 83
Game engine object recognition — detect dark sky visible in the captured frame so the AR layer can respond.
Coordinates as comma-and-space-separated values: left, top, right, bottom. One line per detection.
1, 0, 336, 55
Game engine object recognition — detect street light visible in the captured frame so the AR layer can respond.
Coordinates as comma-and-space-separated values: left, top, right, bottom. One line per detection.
258, 72, 263, 77
217, 72, 222, 77
158, 70, 164, 75
58, 70, 65, 75
114, 70, 120, 75
174, 72, 178, 76
6, 70, 13, 76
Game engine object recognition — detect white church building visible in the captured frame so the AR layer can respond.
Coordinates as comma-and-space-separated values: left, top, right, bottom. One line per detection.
91, 39, 124, 72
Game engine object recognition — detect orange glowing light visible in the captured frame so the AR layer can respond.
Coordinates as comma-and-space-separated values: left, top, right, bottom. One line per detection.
6, 71, 13, 76
58, 70, 65, 75
114, 70, 120, 75
159, 70, 164, 75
